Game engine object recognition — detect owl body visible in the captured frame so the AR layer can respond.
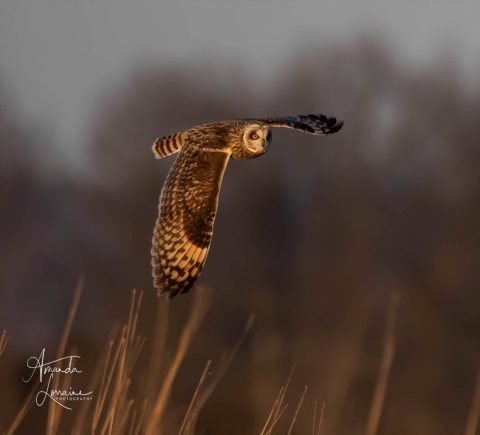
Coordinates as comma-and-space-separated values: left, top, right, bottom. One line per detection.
151, 114, 343, 299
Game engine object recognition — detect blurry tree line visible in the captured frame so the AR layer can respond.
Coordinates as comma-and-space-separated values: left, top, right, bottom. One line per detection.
1, 37, 479, 434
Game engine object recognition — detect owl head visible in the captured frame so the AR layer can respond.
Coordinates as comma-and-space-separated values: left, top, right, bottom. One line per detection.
230, 122, 272, 159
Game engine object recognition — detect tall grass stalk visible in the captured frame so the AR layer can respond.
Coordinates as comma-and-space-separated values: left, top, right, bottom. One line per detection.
366, 291, 400, 435
464, 364, 480, 435
0, 330, 8, 357
145, 286, 212, 435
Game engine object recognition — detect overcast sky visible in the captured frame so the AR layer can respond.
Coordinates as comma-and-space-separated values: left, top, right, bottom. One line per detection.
1, 0, 478, 171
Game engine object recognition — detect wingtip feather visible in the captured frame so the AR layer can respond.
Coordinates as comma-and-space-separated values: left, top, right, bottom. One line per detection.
327, 117, 344, 134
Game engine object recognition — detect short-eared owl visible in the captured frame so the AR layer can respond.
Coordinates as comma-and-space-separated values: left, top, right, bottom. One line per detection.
151, 114, 344, 299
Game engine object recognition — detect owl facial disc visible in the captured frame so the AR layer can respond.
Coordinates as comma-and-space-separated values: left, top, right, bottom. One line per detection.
243, 125, 272, 155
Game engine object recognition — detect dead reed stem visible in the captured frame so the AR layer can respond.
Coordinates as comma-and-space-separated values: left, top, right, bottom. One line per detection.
465, 364, 480, 435
93, 331, 125, 433
320, 418, 326, 435
288, 386, 308, 435
145, 287, 212, 435
179, 359, 212, 435
317, 402, 325, 435
327, 297, 370, 433
94, 289, 145, 435
146, 298, 169, 424
72, 333, 108, 434
0, 330, 8, 357
261, 388, 284, 435
47, 275, 84, 435
366, 290, 400, 435
261, 365, 297, 435
52, 345, 78, 434
92, 339, 115, 432
181, 314, 255, 435
313, 401, 325, 435
134, 399, 148, 435
273, 364, 296, 428
265, 404, 288, 435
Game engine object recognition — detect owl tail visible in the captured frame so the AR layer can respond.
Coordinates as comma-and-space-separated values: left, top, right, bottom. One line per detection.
152, 132, 185, 159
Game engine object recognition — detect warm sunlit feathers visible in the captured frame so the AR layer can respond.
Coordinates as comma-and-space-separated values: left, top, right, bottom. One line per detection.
151, 113, 344, 299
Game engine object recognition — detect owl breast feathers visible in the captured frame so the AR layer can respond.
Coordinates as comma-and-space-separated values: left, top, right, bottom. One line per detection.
151, 114, 344, 299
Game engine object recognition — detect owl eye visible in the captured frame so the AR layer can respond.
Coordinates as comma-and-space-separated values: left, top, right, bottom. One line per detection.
251, 133, 259, 140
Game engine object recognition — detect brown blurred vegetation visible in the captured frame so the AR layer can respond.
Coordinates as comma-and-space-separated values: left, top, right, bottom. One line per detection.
1, 37, 479, 434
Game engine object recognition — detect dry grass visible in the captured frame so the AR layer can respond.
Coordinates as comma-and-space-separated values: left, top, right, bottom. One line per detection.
4, 284, 480, 434
88, 288, 146, 435
313, 402, 325, 435
4, 281, 254, 435
287, 385, 307, 435
179, 313, 255, 435
47, 275, 85, 435
260, 365, 295, 435
366, 291, 400, 435
0, 330, 8, 357
145, 287, 212, 434
259, 368, 328, 435
464, 364, 480, 435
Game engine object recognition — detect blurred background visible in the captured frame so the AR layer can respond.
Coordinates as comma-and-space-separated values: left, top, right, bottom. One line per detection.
1, 1, 479, 433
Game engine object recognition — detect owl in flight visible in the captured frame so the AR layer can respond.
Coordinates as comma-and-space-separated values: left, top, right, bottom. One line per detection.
151, 114, 344, 299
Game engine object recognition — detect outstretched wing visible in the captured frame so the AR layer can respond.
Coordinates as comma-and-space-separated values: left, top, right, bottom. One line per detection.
254, 114, 343, 135
151, 145, 230, 299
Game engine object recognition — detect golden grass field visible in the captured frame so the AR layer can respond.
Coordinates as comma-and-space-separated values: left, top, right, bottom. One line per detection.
2, 278, 479, 435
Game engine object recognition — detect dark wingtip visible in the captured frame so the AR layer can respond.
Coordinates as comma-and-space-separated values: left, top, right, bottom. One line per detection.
328, 118, 344, 134
307, 114, 344, 135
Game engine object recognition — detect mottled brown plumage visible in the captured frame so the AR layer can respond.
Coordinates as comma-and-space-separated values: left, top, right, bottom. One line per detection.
151, 114, 344, 299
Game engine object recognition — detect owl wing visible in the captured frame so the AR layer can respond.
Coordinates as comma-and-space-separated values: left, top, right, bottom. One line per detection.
252, 114, 343, 135
151, 145, 230, 299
